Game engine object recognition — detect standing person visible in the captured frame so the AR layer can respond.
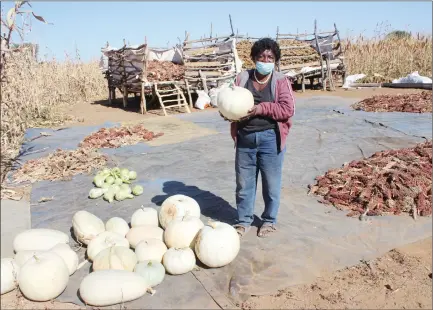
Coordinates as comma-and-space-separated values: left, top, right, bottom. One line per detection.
222, 38, 295, 238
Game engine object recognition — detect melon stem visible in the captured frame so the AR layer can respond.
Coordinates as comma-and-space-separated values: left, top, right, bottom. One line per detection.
208, 221, 217, 229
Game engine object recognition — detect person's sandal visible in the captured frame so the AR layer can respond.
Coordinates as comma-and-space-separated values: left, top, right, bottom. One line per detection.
257, 223, 276, 238
233, 224, 250, 238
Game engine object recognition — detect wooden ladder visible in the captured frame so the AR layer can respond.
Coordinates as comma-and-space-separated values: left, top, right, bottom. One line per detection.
154, 83, 191, 116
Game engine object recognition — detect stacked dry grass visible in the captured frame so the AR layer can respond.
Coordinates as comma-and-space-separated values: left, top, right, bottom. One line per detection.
1, 49, 107, 184
343, 34, 432, 82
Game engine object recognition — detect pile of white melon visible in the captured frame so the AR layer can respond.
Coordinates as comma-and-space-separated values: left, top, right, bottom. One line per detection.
1, 194, 240, 307
1, 228, 79, 302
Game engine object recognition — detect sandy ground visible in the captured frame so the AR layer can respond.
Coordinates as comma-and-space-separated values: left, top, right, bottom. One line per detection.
242, 237, 432, 310
63, 87, 424, 127
1, 87, 431, 309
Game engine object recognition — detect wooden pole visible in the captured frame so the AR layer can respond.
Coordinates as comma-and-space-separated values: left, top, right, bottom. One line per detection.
140, 82, 147, 114
276, 26, 280, 72
229, 14, 234, 36
184, 32, 190, 48
199, 70, 208, 94
314, 19, 325, 91
185, 78, 193, 109
334, 22, 346, 85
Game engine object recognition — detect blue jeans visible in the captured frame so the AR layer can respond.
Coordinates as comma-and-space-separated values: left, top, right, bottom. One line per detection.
235, 128, 285, 227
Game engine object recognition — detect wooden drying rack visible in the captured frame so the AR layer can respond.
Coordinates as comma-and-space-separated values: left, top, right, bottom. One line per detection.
102, 17, 348, 118
181, 30, 244, 109
276, 20, 346, 91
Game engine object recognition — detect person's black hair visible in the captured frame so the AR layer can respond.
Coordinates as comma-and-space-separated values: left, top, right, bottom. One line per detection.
250, 38, 281, 62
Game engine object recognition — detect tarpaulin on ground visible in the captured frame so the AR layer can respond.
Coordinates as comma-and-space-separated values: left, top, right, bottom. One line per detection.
13, 96, 432, 308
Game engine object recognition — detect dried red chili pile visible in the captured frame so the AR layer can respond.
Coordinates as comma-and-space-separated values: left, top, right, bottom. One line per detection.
146, 60, 185, 82
308, 140, 432, 218
79, 124, 164, 149
352, 91, 432, 113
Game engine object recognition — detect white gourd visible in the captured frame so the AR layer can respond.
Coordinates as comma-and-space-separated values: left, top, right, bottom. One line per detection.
105, 217, 130, 237
131, 206, 158, 227
195, 221, 240, 268
1, 258, 20, 295
14, 250, 41, 267
72, 210, 105, 245
13, 229, 69, 253
18, 252, 69, 301
217, 86, 254, 121
92, 246, 137, 272
126, 226, 164, 249
135, 238, 167, 263
158, 195, 201, 229
14, 245, 78, 276
134, 260, 165, 288
50, 243, 79, 276
79, 270, 149, 306
162, 247, 196, 275
86, 231, 129, 261
164, 216, 204, 249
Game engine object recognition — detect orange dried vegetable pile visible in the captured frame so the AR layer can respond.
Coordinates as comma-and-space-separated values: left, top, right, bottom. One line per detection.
146, 60, 185, 82
352, 91, 432, 113
308, 140, 432, 218
79, 124, 163, 149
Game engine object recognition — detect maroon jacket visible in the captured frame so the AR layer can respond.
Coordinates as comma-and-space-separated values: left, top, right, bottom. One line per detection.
230, 69, 296, 151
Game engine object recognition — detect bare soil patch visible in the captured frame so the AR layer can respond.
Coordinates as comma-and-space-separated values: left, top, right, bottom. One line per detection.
242, 237, 432, 310
62, 88, 425, 128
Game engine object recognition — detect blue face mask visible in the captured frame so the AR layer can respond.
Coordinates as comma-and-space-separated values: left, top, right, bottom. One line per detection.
255, 61, 275, 75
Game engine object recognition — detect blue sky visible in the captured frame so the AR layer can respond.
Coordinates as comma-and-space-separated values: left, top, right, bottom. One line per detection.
3, 1, 432, 62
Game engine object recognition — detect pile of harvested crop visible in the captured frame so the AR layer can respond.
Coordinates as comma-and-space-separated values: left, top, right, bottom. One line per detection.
89, 167, 143, 203
189, 47, 216, 56
3, 197, 241, 307
79, 124, 163, 149
146, 60, 185, 82
236, 39, 320, 69
357, 74, 393, 84
352, 91, 432, 113
308, 140, 432, 218
278, 39, 321, 66
12, 148, 108, 184
236, 40, 255, 69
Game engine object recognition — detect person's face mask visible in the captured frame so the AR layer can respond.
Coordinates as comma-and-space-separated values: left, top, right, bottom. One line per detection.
255, 61, 275, 75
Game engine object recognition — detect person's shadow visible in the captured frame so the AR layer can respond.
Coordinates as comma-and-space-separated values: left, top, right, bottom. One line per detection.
151, 180, 261, 226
